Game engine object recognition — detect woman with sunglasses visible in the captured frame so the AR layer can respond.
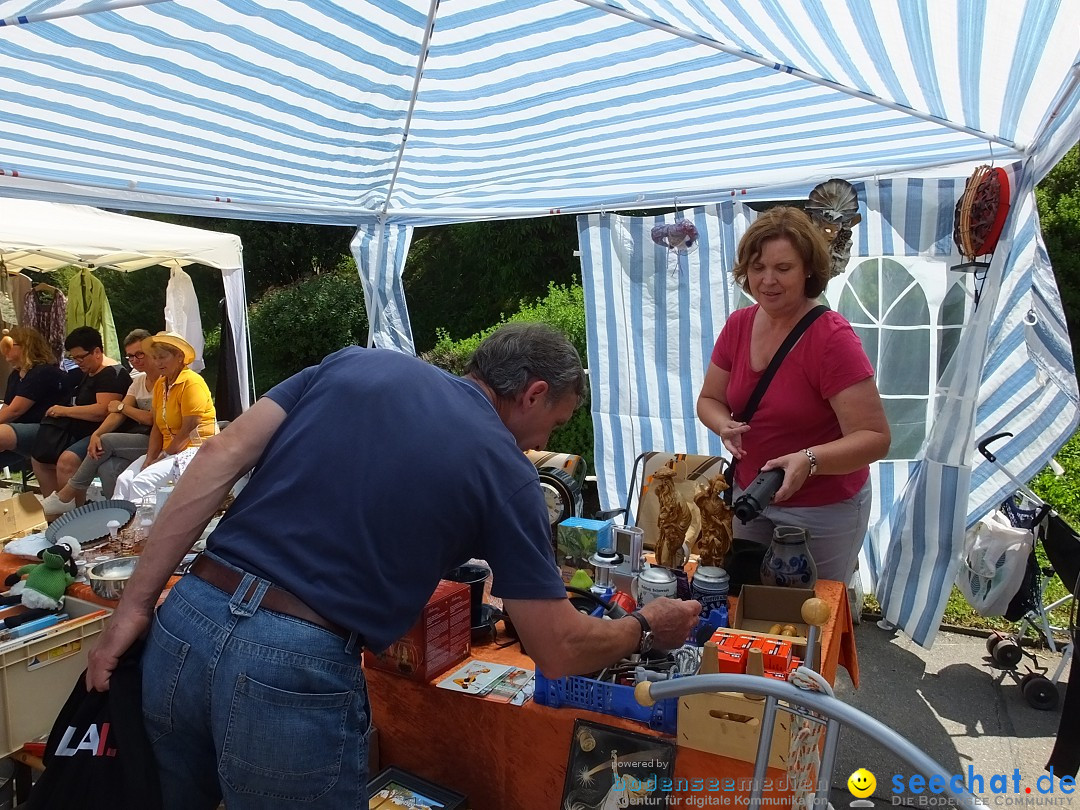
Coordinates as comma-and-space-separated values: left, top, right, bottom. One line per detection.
0, 326, 68, 470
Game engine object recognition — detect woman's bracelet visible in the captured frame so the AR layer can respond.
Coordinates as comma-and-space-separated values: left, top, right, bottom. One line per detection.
803, 447, 818, 476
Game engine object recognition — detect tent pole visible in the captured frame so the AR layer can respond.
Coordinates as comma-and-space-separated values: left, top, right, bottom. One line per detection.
380, 0, 441, 217
572, 0, 1019, 152
0, 0, 172, 28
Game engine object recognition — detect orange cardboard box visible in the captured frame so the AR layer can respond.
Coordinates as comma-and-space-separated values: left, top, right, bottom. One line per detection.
363, 580, 470, 682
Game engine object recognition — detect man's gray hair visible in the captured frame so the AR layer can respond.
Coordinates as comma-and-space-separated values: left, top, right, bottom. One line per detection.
465, 322, 586, 404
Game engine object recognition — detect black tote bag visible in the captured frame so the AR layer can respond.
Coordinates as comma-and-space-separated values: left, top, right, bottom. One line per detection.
28, 642, 161, 809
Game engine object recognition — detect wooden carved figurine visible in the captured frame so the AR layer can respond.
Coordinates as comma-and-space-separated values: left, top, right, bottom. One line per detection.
693, 473, 734, 567
652, 467, 691, 569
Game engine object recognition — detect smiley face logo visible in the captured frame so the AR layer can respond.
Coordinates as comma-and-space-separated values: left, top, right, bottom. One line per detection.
847, 768, 876, 798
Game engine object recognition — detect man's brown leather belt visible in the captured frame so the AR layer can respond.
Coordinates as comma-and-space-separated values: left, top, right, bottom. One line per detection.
190, 554, 351, 642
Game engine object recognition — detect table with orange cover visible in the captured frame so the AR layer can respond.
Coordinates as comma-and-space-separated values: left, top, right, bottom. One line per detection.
367, 579, 858, 810
0, 549, 180, 608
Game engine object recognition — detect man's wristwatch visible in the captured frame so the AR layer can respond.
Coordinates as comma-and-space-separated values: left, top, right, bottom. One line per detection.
629, 610, 654, 654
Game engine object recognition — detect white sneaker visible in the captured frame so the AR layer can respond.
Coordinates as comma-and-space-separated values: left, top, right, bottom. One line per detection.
41, 492, 77, 517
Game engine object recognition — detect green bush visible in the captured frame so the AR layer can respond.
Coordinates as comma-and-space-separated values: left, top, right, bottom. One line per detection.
247, 261, 368, 393
423, 280, 594, 470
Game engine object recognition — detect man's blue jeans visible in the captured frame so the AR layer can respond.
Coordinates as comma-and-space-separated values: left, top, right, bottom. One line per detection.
142, 553, 370, 809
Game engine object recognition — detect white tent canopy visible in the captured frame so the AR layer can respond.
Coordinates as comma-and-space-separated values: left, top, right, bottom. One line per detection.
1, 0, 1079, 643
0, 199, 252, 408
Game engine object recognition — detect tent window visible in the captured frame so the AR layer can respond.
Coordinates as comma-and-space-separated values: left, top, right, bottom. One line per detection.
833, 257, 933, 460
937, 281, 968, 376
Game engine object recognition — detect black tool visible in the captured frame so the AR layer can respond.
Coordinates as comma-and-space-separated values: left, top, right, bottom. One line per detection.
733, 468, 785, 524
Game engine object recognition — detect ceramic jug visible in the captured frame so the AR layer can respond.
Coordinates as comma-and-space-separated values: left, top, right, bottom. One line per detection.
760, 526, 818, 588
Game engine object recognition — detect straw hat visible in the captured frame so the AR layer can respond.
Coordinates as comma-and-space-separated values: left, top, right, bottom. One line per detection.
143, 331, 195, 366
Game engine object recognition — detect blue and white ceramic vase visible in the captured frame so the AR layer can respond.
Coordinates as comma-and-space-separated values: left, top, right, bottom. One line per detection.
760, 526, 818, 588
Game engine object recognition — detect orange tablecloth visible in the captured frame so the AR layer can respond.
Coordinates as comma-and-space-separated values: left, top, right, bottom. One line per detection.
367, 580, 857, 810
0, 550, 180, 609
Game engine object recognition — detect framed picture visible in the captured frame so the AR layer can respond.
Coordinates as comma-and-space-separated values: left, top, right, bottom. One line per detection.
561, 718, 676, 809
367, 766, 467, 810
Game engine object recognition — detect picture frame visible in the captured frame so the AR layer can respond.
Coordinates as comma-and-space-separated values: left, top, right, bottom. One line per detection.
367, 766, 467, 810
561, 718, 676, 809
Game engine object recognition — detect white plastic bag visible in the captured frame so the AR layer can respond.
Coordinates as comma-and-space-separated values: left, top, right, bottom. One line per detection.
957, 510, 1033, 617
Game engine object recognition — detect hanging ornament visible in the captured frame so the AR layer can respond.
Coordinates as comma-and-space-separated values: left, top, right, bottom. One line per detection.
651, 220, 699, 253
952, 165, 1010, 268
805, 179, 862, 277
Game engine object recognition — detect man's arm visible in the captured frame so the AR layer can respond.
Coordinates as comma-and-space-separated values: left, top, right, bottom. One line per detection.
86, 397, 288, 691
502, 595, 701, 679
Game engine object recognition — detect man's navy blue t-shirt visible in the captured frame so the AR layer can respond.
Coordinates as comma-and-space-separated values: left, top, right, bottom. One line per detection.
207, 347, 567, 651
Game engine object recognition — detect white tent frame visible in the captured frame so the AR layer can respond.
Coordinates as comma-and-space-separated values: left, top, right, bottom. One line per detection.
0, 199, 252, 409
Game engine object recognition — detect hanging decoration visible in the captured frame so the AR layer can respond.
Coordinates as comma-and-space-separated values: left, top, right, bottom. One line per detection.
805, 179, 862, 277
651, 220, 699, 253
952, 165, 1010, 269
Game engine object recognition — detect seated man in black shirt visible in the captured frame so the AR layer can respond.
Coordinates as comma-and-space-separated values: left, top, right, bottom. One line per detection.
32, 327, 130, 496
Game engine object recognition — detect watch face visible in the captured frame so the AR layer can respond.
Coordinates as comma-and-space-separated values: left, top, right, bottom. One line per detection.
541, 483, 566, 524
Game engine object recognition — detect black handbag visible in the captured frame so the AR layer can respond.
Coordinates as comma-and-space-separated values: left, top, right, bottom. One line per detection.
28, 642, 162, 809
722, 305, 828, 591
31, 416, 82, 465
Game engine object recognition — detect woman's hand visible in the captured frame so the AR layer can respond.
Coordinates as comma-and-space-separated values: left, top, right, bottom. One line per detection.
761, 451, 814, 503
46, 405, 67, 418
717, 415, 750, 460
87, 434, 104, 459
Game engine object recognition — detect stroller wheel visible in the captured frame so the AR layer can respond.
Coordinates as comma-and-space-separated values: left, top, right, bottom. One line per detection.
991, 637, 1023, 669
1023, 675, 1059, 711
986, 633, 1005, 655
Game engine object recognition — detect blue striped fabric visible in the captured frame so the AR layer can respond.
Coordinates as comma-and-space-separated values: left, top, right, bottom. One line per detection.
582, 165, 1077, 647
350, 222, 415, 353
0, 0, 1077, 225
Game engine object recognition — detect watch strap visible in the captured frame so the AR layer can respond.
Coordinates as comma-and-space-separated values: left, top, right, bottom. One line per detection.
629, 610, 651, 652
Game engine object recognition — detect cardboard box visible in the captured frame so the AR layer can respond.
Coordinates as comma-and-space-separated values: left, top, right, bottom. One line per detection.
730, 585, 820, 671
0, 597, 111, 757
0, 492, 46, 546
363, 580, 470, 682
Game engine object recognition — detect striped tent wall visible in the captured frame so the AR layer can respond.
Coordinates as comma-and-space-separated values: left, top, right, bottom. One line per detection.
581, 168, 1076, 645
350, 222, 415, 353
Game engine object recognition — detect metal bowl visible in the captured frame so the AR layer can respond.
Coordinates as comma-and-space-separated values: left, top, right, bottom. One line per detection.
87, 556, 139, 600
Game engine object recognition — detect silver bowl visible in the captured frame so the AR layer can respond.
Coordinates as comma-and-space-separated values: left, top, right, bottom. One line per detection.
87, 556, 139, 600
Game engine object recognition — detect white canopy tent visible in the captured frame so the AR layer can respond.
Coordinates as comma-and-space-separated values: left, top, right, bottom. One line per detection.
0, 199, 252, 408
1, 0, 1079, 643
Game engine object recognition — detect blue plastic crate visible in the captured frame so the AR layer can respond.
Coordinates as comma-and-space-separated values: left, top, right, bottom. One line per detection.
533, 671, 678, 735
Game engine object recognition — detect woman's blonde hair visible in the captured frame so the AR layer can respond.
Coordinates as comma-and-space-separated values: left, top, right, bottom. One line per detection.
732, 206, 833, 298
8, 325, 55, 372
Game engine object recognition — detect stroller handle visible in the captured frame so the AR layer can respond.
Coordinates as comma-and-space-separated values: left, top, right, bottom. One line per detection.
978, 432, 1013, 463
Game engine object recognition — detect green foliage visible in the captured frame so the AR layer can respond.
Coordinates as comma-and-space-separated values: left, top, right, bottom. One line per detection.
1036, 143, 1080, 362
404, 216, 581, 352
247, 260, 368, 393
423, 280, 594, 468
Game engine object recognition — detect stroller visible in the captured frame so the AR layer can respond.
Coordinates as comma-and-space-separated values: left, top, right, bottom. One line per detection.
973, 433, 1080, 710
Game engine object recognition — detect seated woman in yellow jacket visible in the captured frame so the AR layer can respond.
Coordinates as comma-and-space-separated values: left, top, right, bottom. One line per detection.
114, 332, 216, 502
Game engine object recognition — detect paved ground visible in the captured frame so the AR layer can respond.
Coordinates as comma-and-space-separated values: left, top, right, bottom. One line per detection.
826, 619, 1072, 807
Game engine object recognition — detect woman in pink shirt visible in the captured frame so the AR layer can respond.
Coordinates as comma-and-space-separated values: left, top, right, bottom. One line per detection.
697, 207, 891, 583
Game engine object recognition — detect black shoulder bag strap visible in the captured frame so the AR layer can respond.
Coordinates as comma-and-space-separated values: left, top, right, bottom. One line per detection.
723, 304, 828, 502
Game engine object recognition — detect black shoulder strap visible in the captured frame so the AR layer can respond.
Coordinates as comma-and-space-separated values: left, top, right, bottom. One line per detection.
736, 304, 828, 422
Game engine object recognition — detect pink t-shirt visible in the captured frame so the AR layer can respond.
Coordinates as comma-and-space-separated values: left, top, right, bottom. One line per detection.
711, 305, 874, 507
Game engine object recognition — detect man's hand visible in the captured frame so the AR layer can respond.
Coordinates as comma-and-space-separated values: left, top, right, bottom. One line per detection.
86, 610, 152, 692
638, 597, 702, 651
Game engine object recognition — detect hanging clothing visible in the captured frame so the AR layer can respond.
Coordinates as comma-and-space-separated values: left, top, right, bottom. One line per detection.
165, 266, 205, 372
24, 286, 68, 363
66, 269, 120, 361
1, 271, 30, 326
214, 296, 242, 422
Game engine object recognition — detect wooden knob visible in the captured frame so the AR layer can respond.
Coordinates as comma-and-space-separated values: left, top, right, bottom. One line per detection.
635, 680, 655, 707
801, 597, 831, 627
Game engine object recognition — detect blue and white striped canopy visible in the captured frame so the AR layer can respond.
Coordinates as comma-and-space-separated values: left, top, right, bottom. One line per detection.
0, 0, 1078, 225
